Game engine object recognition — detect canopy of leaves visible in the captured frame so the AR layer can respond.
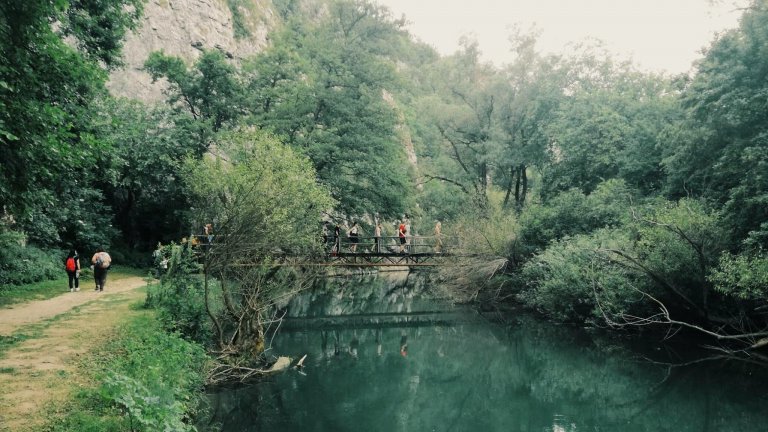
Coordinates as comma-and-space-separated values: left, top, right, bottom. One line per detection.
0, 0, 142, 249
184, 128, 335, 256
244, 0, 413, 218
663, 1, 768, 245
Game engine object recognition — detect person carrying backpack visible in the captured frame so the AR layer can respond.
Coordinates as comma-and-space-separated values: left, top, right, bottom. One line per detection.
91, 247, 112, 292
64, 250, 81, 292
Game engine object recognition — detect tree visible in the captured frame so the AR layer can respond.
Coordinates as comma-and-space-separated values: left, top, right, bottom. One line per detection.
184, 129, 334, 379
144, 49, 245, 153
543, 46, 676, 199
0, 0, 142, 246
663, 1, 768, 247
496, 30, 566, 209
244, 0, 413, 218
416, 39, 505, 210
94, 98, 202, 249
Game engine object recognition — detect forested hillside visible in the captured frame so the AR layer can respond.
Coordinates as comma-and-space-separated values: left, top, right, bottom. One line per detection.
2, 0, 767, 348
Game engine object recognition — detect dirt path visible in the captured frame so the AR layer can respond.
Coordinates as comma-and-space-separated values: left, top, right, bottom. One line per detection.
0, 276, 148, 432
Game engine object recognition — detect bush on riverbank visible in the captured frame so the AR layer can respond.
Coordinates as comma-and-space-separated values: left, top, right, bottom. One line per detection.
146, 242, 213, 344
512, 195, 743, 327
45, 311, 209, 431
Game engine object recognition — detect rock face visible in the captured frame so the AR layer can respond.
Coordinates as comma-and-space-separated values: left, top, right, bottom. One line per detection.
108, 0, 275, 102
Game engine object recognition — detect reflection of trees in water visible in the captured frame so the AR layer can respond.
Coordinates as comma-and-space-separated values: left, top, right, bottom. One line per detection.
204, 279, 768, 432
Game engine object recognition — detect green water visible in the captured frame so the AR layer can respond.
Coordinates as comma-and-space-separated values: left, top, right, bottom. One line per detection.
203, 273, 768, 432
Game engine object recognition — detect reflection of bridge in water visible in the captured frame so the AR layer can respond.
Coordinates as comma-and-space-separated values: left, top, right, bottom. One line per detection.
280, 310, 496, 330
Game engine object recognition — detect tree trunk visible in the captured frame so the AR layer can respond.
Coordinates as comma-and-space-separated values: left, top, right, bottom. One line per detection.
520, 164, 528, 207
503, 165, 515, 208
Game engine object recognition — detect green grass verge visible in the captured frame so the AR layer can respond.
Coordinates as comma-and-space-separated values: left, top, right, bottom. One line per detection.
0, 266, 149, 307
42, 305, 210, 432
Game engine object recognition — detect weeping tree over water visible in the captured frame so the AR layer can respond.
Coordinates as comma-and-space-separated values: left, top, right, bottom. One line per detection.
184, 129, 334, 382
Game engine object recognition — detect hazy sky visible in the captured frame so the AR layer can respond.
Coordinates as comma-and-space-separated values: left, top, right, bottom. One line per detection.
375, 0, 747, 74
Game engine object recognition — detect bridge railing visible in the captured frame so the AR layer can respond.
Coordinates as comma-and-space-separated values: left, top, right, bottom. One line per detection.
327, 235, 452, 255
188, 234, 456, 255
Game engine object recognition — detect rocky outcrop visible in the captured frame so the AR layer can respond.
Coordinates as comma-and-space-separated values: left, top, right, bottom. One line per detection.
108, 0, 275, 102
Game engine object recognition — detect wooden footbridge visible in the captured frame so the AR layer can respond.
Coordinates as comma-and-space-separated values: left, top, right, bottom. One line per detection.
194, 235, 455, 267
320, 234, 450, 267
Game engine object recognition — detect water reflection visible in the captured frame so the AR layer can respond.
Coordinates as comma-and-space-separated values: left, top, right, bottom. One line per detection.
203, 273, 768, 432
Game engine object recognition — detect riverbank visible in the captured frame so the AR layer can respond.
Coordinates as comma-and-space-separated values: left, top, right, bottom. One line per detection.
0, 272, 208, 431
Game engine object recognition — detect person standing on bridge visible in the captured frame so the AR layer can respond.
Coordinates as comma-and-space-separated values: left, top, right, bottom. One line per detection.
332, 224, 341, 255
434, 220, 443, 253
374, 222, 382, 253
398, 220, 407, 253
405, 216, 412, 252
322, 221, 330, 250
348, 222, 360, 252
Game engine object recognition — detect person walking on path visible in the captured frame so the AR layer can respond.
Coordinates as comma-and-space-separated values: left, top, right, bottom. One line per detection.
64, 250, 81, 292
91, 247, 112, 292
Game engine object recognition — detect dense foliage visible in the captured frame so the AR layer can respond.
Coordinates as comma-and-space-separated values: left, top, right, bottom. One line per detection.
3, 0, 768, 353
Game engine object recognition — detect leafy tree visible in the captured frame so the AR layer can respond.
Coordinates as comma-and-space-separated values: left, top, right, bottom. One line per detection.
496, 30, 567, 209
184, 129, 334, 370
94, 98, 201, 250
245, 0, 412, 218
416, 39, 505, 210
543, 48, 676, 198
663, 1, 768, 246
0, 0, 142, 246
144, 49, 244, 152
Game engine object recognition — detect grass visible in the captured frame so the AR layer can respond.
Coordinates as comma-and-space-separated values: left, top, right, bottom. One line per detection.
0, 266, 148, 307
41, 308, 209, 431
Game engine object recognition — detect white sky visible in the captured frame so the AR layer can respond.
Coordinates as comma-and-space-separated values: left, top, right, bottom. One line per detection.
375, 0, 747, 74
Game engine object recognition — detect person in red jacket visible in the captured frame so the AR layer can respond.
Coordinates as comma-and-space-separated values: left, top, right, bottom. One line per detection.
398, 220, 407, 253
64, 250, 81, 292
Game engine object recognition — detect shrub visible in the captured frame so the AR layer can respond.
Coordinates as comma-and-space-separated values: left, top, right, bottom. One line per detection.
519, 229, 653, 324
710, 251, 768, 302
146, 242, 211, 344
627, 197, 728, 310
98, 316, 207, 431
518, 179, 633, 254
0, 230, 61, 286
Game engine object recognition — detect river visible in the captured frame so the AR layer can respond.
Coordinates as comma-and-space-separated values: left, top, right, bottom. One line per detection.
201, 271, 768, 432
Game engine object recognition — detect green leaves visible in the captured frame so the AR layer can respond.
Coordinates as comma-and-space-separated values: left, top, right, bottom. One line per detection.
663, 1, 768, 244
710, 251, 768, 302
0, 0, 143, 248
245, 1, 412, 217
98, 317, 206, 431
185, 128, 335, 256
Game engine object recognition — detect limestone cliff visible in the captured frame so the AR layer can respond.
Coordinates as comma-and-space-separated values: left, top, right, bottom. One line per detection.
108, 0, 275, 102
